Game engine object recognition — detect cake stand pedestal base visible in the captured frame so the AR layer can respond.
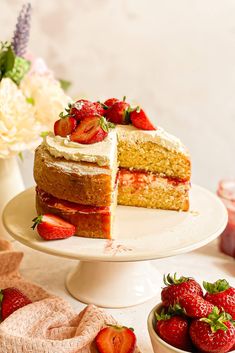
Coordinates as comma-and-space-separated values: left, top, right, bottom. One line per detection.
66, 260, 161, 308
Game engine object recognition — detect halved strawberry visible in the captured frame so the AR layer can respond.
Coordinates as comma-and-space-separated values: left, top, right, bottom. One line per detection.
70, 99, 98, 121
54, 116, 77, 137
32, 214, 75, 240
0, 287, 32, 320
104, 98, 120, 108
70, 116, 114, 144
105, 101, 130, 125
130, 107, 156, 130
95, 325, 136, 353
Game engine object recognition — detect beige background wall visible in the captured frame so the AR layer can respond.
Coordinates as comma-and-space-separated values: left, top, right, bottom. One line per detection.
1, 0, 235, 190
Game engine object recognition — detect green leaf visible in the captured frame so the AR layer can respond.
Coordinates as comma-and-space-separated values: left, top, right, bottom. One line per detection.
26, 96, 35, 105
0, 42, 16, 79
58, 78, 72, 92
4, 45, 15, 72
124, 107, 131, 124
155, 308, 172, 321
163, 273, 190, 286
200, 307, 233, 333
99, 116, 115, 133
203, 279, 230, 294
40, 131, 49, 138
0, 290, 3, 304
59, 111, 70, 119
101, 102, 109, 110
18, 151, 24, 161
168, 303, 186, 316
107, 121, 115, 129
4, 56, 31, 85
31, 215, 43, 230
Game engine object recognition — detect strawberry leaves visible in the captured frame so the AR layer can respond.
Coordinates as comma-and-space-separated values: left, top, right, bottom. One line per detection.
99, 116, 115, 133
200, 307, 234, 333
163, 273, 191, 286
203, 279, 230, 294
31, 215, 43, 230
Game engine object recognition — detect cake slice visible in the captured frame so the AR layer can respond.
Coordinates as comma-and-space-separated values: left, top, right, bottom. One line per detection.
35, 187, 117, 238
117, 125, 190, 211
34, 120, 118, 239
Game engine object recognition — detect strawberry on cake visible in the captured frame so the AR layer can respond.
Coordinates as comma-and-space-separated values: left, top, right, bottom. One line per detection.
34, 97, 191, 239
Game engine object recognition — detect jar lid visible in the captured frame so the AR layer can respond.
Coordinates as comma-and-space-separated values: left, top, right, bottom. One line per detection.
217, 180, 235, 202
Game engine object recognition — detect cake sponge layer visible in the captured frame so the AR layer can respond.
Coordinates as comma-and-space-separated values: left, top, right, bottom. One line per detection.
34, 145, 117, 207
117, 125, 191, 180
118, 168, 190, 211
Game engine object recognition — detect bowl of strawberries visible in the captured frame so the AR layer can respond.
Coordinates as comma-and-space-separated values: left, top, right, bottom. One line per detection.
147, 274, 235, 353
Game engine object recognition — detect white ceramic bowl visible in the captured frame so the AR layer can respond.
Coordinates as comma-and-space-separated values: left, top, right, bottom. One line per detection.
147, 303, 191, 353
148, 303, 235, 353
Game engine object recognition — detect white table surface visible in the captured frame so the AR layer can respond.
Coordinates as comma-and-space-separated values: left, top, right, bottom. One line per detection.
9, 238, 235, 353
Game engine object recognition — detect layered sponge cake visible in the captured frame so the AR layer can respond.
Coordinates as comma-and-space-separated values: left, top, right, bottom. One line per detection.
34, 98, 191, 239
34, 126, 118, 239
117, 125, 190, 211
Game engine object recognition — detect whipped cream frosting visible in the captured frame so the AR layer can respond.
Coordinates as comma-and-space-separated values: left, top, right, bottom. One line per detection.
43, 124, 188, 169
116, 125, 189, 156
43, 131, 117, 167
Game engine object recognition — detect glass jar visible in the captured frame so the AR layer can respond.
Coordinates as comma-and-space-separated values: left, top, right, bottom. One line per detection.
217, 180, 235, 257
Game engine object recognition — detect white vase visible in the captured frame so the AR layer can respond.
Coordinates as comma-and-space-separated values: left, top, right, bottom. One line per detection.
0, 157, 25, 240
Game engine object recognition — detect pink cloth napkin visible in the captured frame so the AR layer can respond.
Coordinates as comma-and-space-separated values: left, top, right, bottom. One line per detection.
0, 239, 141, 353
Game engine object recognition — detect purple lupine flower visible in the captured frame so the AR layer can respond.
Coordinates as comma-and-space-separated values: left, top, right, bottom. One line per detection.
12, 3, 32, 57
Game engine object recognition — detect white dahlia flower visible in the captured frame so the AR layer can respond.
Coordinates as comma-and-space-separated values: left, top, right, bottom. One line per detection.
21, 60, 71, 130
0, 78, 41, 158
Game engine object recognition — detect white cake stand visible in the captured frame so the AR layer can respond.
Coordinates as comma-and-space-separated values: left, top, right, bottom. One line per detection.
3, 185, 227, 308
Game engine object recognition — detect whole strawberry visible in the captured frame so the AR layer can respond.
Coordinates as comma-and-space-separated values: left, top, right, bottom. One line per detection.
178, 293, 214, 318
105, 97, 130, 125
190, 307, 235, 353
161, 273, 203, 307
155, 309, 192, 351
130, 106, 156, 130
32, 214, 76, 240
70, 99, 98, 121
93, 102, 106, 116
204, 279, 235, 319
95, 325, 136, 353
103, 97, 119, 108
0, 287, 32, 320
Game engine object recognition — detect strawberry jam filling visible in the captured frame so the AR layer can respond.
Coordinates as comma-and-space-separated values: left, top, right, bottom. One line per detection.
36, 187, 110, 214
118, 168, 188, 187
